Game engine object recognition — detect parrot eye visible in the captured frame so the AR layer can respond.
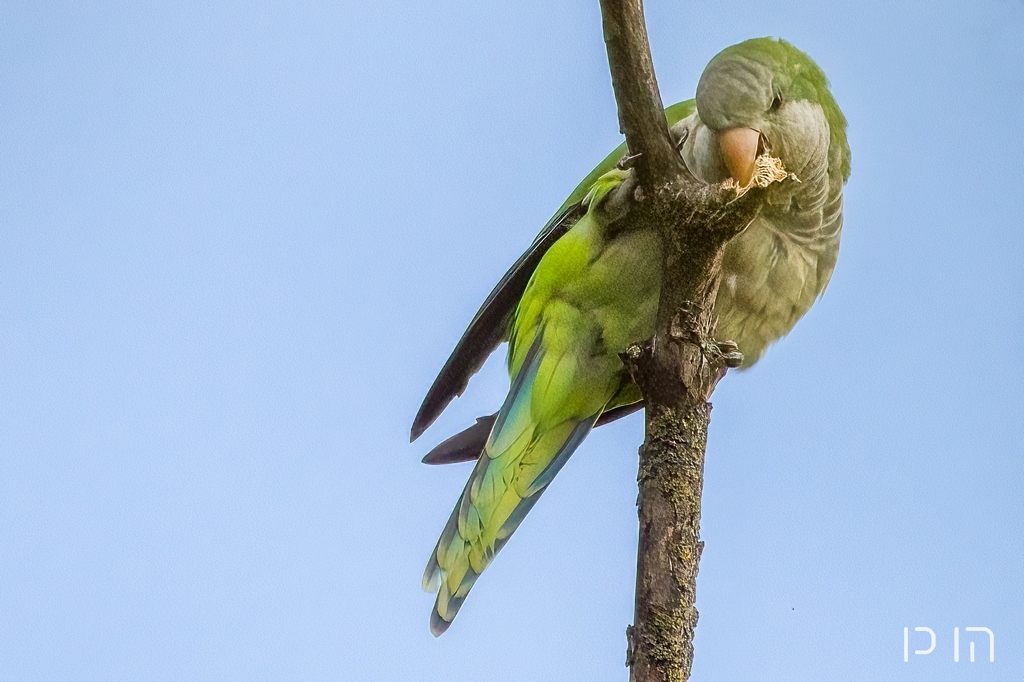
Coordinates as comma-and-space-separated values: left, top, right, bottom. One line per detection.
770, 94, 783, 112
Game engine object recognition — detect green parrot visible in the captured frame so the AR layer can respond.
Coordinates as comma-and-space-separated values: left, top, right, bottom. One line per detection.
412, 37, 850, 635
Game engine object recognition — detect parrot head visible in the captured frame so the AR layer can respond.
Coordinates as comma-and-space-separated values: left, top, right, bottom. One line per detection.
688, 37, 850, 188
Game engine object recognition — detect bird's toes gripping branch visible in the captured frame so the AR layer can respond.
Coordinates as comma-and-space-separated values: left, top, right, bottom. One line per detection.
617, 303, 741, 405
667, 305, 742, 366
711, 339, 744, 369
665, 304, 745, 398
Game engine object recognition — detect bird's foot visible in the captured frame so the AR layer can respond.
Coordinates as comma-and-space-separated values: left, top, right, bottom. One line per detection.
666, 305, 743, 368
711, 339, 744, 368
616, 151, 643, 171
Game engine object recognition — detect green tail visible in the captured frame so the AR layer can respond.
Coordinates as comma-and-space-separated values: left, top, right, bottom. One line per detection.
422, 337, 601, 635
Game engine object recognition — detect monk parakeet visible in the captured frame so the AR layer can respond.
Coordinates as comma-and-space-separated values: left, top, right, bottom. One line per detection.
412, 37, 850, 635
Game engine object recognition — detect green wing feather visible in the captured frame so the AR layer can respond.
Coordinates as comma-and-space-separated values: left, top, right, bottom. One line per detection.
415, 101, 695, 470
423, 170, 663, 634
411, 101, 695, 442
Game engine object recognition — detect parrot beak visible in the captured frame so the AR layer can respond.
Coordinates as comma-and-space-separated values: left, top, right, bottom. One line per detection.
717, 127, 761, 186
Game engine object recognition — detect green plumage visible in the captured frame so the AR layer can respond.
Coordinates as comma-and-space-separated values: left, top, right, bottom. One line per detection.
417, 37, 850, 635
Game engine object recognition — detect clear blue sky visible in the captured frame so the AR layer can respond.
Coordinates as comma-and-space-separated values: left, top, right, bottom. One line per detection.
2, 1, 1022, 680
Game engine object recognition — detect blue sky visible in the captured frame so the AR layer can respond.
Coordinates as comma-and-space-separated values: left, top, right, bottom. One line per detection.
1, 1, 1022, 680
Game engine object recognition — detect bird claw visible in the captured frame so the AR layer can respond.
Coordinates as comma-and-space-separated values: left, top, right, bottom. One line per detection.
616, 151, 643, 171
714, 340, 744, 368
665, 307, 743, 367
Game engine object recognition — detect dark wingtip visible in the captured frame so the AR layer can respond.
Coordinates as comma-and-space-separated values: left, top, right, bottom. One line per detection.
410, 414, 429, 442
411, 353, 477, 445
421, 415, 496, 465
411, 204, 585, 449
411, 389, 453, 442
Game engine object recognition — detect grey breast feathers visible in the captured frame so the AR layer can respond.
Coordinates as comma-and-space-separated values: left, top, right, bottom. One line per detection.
713, 100, 844, 366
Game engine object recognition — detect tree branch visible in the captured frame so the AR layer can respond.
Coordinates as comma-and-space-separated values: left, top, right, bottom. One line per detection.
597, 2, 769, 681
599, 0, 683, 185
619, 183, 760, 682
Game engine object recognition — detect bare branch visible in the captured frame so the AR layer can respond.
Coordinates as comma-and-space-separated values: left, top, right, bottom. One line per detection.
599, 0, 683, 184
622, 185, 760, 682
598, 3, 774, 681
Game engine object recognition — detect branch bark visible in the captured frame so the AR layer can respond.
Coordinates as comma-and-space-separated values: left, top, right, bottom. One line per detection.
598, 2, 764, 680
599, 0, 681, 185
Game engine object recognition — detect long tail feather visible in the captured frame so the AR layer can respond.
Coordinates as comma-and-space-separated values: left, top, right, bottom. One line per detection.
421, 335, 603, 635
